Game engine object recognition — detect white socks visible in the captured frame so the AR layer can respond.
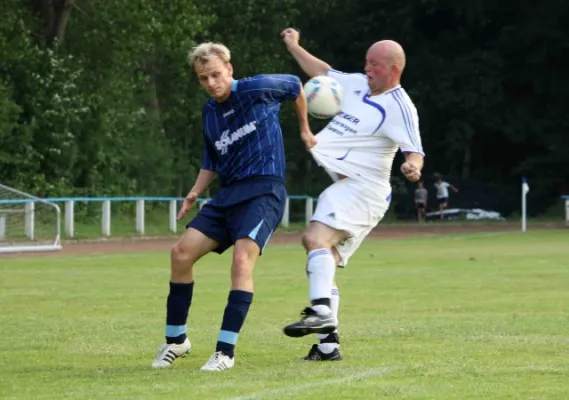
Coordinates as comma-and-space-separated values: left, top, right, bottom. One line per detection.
317, 286, 340, 339
318, 342, 338, 354
317, 286, 340, 353
306, 249, 336, 314
306, 249, 340, 354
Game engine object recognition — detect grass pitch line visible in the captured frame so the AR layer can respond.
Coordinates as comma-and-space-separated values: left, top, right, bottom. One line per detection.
226, 367, 391, 400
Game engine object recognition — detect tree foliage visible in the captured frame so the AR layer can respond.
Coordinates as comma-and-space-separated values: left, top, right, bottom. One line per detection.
1, 0, 567, 215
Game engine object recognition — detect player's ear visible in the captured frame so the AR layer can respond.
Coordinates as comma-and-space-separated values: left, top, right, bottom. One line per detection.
227, 62, 234, 76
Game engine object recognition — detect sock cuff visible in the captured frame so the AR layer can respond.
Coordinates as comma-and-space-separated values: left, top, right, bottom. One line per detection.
228, 290, 254, 303
320, 332, 340, 344
308, 248, 333, 261
169, 281, 194, 292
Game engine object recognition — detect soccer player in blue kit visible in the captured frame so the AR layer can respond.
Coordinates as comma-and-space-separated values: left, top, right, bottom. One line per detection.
151, 42, 316, 372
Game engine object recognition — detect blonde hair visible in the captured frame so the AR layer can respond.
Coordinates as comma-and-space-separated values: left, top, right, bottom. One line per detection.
188, 42, 231, 68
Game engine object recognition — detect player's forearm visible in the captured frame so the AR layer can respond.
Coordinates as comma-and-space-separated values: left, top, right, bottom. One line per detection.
286, 43, 331, 78
404, 152, 424, 171
293, 88, 310, 132
190, 169, 216, 195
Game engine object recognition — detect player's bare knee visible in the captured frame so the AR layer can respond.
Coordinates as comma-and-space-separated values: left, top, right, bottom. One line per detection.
302, 230, 329, 252
232, 238, 259, 271
232, 246, 253, 268
231, 250, 255, 283
170, 243, 195, 274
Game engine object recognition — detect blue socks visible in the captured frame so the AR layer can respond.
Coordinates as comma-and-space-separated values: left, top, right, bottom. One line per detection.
216, 290, 254, 358
165, 281, 194, 344
164, 283, 253, 358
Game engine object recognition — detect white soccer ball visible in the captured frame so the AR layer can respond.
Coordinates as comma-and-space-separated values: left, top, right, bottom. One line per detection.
304, 76, 343, 119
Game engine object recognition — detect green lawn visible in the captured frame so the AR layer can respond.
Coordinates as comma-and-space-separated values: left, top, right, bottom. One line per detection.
1, 230, 568, 399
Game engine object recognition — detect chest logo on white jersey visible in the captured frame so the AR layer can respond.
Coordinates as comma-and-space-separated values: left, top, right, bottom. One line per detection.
215, 121, 257, 155
327, 111, 360, 136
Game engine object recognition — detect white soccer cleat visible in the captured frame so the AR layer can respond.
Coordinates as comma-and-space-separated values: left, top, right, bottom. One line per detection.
151, 338, 191, 368
200, 351, 235, 372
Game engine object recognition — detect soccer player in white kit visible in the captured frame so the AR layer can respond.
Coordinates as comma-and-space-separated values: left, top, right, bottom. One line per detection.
280, 28, 425, 361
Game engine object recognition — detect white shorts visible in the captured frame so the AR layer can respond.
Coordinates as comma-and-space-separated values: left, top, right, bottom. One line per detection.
311, 178, 391, 267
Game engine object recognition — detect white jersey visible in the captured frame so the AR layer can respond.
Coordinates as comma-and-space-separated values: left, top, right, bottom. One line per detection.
435, 181, 451, 198
309, 69, 424, 195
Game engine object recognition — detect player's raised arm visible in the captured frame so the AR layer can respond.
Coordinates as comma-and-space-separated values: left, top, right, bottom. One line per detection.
240, 73, 316, 149
293, 85, 317, 149
244, 74, 317, 149
281, 28, 331, 78
239, 74, 301, 103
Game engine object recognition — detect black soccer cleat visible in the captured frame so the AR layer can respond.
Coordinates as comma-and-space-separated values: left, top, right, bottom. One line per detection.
283, 307, 337, 338
303, 344, 342, 361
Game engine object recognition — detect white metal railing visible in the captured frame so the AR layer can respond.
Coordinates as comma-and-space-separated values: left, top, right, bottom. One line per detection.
0, 196, 315, 239
564, 195, 569, 227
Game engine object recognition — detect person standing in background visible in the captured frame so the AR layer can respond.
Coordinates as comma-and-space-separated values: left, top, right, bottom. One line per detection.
414, 181, 428, 223
434, 173, 459, 220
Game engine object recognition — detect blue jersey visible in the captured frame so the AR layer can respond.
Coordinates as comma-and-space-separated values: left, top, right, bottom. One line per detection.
201, 74, 301, 187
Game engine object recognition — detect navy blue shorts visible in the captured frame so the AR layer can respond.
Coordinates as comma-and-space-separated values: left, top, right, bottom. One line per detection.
186, 177, 287, 255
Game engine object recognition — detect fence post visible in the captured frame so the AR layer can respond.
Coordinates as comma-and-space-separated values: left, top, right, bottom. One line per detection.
565, 199, 569, 227
0, 213, 5, 240
24, 201, 35, 240
102, 200, 111, 237
136, 199, 145, 234
65, 200, 75, 238
304, 197, 314, 226
281, 198, 290, 227
169, 200, 177, 234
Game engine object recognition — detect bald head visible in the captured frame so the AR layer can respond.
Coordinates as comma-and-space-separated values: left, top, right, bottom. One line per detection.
364, 39, 406, 95
368, 40, 406, 71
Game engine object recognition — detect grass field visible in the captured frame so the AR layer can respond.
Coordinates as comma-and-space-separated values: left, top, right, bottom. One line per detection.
1, 230, 568, 399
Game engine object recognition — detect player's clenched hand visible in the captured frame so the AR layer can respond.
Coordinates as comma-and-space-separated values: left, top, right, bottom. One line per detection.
301, 129, 317, 150
281, 28, 300, 48
177, 191, 198, 221
400, 162, 421, 182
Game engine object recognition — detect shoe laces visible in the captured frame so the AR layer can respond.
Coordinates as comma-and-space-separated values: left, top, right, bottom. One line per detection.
204, 351, 223, 367
301, 307, 317, 317
155, 344, 173, 359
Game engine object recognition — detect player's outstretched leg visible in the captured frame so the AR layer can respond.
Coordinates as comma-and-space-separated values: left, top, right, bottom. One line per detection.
152, 228, 218, 368
283, 222, 346, 338
282, 247, 337, 337
200, 238, 258, 371
303, 285, 342, 361
151, 281, 193, 368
